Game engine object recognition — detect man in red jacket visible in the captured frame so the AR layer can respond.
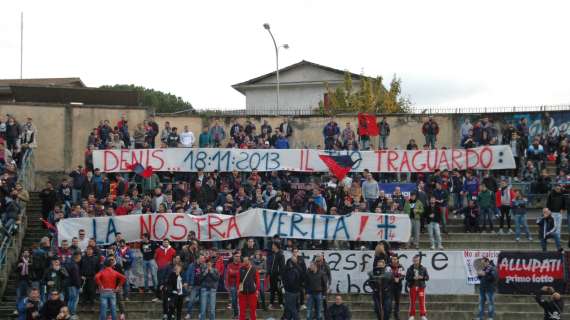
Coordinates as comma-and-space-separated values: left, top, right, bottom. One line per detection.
95, 258, 126, 320
155, 239, 177, 296
225, 251, 242, 319
238, 256, 260, 320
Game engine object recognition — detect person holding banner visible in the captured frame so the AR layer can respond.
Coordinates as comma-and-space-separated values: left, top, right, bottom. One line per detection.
405, 255, 429, 320
476, 257, 497, 320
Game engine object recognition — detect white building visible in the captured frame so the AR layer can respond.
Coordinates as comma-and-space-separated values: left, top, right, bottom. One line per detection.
232, 60, 365, 115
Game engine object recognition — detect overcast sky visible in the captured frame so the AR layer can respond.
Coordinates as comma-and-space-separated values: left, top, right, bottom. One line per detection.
1, 0, 569, 110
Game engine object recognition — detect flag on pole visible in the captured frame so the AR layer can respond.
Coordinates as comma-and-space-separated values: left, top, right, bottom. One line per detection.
358, 113, 379, 136
319, 155, 356, 181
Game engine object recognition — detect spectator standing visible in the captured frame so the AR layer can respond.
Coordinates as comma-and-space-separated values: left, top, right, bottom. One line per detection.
362, 173, 380, 211
161, 122, 172, 144
43, 258, 68, 301
155, 239, 177, 295
537, 208, 561, 252
95, 259, 126, 320
546, 184, 566, 238
512, 190, 532, 242
368, 259, 393, 320
405, 192, 424, 249
147, 117, 160, 148
425, 196, 443, 250
305, 262, 326, 320
421, 116, 439, 149
199, 258, 219, 320
460, 118, 473, 142
281, 255, 302, 320
209, 120, 226, 147
495, 179, 515, 235
390, 255, 405, 320
180, 126, 195, 147
69, 166, 85, 204
15, 250, 31, 305
199, 127, 212, 148
165, 263, 185, 320
80, 246, 100, 305
268, 242, 285, 309
476, 257, 497, 320
225, 252, 241, 319
167, 127, 180, 148
279, 118, 294, 145
477, 184, 496, 233
274, 133, 290, 149
39, 182, 57, 221
64, 252, 82, 315
405, 255, 429, 320
140, 233, 159, 295
238, 256, 260, 320
341, 122, 356, 146
323, 118, 340, 150
378, 116, 391, 149
40, 290, 66, 320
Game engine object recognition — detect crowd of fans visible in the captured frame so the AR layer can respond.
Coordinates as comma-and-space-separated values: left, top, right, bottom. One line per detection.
12, 113, 570, 320
0, 114, 33, 263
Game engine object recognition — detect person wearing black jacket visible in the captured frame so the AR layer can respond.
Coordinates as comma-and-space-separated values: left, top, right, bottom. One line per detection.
389, 255, 405, 320
537, 208, 561, 252
326, 295, 351, 320
305, 262, 327, 320
477, 257, 497, 320
64, 252, 81, 315
165, 264, 185, 320
40, 290, 66, 320
281, 256, 302, 320
546, 184, 566, 238
368, 259, 393, 320
536, 286, 563, 320
405, 255, 429, 320
140, 233, 158, 294
288, 248, 307, 310
80, 246, 99, 305
269, 242, 285, 309
39, 182, 57, 221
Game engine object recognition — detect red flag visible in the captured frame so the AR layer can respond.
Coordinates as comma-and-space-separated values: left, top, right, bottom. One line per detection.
358, 113, 379, 136
141, 166, 154, 178
41, 218, 57, 232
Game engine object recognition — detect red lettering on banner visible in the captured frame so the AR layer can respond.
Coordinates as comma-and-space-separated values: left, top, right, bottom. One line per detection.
151, 150, 165, 170
399, 152, 411, 172
153, 214, 169, 240
140, 215, 152, 238
304, 150, 314, 171
376, 150, 387, 171
207, 215, 225, 239
387, 151, 398, 172
119, 149, 130, 170
452, 149, 463, 170
171, 215, 188, 240
466, 148, 479, 169
226, 216, 242, 238
299, 149, 304, 170
426, 150, 439, 171
412, 150, 426, 172
438, 150, 450, 170
191, 217, 207, 240
480, 147, 493, 169
103, 150, 119, 171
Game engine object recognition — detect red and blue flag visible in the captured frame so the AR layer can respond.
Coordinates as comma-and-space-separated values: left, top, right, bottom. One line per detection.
318, 154, 356, 180
126, 162, 154, 178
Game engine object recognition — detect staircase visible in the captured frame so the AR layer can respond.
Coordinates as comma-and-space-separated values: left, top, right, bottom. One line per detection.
0, 192, 47, 318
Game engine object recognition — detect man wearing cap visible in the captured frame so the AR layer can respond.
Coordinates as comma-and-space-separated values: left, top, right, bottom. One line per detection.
476, 257, 497, 320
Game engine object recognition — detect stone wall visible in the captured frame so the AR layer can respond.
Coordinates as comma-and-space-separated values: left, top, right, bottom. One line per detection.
0, 102, 566, 190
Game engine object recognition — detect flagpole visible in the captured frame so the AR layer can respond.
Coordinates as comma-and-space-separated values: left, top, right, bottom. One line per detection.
20, 12, 24, 79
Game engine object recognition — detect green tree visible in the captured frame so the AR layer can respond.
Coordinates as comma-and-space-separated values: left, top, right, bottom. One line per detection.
100, 84, 193, 114
318, 72, 410, 115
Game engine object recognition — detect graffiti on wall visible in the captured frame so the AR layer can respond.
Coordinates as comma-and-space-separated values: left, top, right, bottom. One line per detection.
456, 111, 570, 145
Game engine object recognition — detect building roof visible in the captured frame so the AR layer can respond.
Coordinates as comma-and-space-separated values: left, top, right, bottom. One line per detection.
232, 60, 366, 94
0, 77, 85, 88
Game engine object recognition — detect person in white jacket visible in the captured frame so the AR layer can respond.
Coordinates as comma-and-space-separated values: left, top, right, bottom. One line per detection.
179, 125, 195, 147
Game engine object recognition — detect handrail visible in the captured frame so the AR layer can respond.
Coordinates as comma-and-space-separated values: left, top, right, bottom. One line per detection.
18, 148, 35, 191
0, 224, 17, 267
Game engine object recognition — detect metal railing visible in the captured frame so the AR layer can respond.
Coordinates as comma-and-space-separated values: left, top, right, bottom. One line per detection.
18, 148, 35, 192
179, 104, 570, 117
0, 224, 17, 267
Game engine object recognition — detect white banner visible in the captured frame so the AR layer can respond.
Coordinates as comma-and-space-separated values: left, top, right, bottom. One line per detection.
93, 146, 515, 173
56, 210, 410, 245
282, 250, 472, 294
463, 250, 500, 285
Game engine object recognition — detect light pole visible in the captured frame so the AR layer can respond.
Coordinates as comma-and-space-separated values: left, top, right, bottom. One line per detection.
263, 23, 288, 110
